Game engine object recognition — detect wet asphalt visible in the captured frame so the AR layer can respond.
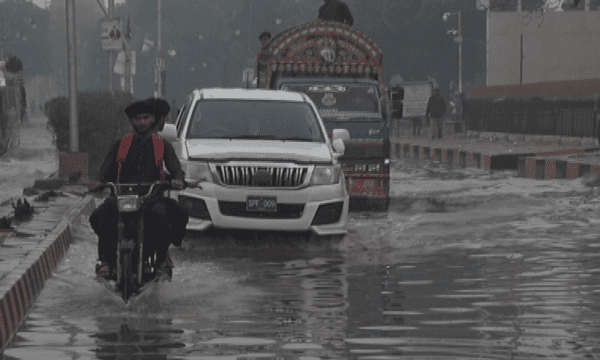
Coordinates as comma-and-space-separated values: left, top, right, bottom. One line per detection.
2, 160, 600, 359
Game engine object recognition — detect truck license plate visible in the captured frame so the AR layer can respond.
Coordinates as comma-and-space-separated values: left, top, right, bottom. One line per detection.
246, 196, 277, 212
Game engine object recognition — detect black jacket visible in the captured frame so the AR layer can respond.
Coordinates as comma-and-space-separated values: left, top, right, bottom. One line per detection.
99, 133, 185, 184
318, 0, 354, 26
426, 94, 446, 119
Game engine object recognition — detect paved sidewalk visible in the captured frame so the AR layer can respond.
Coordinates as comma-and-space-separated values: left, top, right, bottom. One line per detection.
0, 189, 95, 352
0, 113, 97, 352
390, 121, 600, 179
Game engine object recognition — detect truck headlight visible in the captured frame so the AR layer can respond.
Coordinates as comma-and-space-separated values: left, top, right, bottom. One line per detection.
354, 164, 366, 172
184, 161, 213, 182
367, 163, 381, 172
310, 164, 342, 185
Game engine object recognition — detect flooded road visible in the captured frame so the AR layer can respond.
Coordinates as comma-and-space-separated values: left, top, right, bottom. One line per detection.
3, 161, 600, 359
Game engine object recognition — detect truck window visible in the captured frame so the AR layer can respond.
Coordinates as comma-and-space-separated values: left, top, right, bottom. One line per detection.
283, 85, 381, 118
186, 100, 325, 142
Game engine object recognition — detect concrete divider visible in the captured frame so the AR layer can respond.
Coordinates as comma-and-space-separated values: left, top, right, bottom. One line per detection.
517, 156, 600, 180
0, 195, 96, 352
391, 131, 600, 176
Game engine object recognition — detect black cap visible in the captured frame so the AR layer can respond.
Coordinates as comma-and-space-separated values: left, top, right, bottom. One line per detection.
146, 97, 170, 117
259, 31, 271, 41
124, 100, 153, 119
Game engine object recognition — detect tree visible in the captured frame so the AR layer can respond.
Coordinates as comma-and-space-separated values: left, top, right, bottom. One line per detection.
0, 0, 51, 77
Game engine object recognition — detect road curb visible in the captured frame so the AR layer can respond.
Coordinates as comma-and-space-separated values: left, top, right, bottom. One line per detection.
517, 155, 600, 179
0, 195, 96, 352
392, 142, 493, 171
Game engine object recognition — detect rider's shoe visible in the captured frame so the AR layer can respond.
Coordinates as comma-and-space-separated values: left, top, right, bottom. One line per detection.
155, 260, 173, 282
95, 261, 114, 281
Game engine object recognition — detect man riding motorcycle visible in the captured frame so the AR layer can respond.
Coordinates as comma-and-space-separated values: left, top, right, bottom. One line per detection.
89, 99, 188, 281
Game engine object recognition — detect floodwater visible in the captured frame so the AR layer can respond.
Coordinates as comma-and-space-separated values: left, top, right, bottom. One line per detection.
0, 115, 57, 204
2, 119, 600, 359
3, 160, 600, 359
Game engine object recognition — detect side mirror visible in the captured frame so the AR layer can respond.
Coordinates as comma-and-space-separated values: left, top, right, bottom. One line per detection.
332, 128, 350, 143
158, 123, 178, 141
332, 138, 345, 155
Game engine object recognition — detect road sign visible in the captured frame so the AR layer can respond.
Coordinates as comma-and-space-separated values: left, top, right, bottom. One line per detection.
101, 18, 123, 51
476, 0, 490, 10
242, 68, 254, 82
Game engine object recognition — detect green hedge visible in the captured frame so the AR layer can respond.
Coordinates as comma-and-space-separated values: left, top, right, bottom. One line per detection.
45, 90, 136, 179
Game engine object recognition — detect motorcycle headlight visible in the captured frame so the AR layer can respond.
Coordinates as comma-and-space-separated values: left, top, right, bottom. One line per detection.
184, 161, 213, 182
117, 195, 140, 212
310, 164, 342, 185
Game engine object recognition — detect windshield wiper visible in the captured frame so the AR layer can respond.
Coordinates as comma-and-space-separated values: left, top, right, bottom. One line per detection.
214, 135, 277, 139
280, 137, 314, 142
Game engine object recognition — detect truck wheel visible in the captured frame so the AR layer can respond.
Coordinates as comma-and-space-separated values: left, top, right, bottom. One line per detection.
371, 198, 389, 212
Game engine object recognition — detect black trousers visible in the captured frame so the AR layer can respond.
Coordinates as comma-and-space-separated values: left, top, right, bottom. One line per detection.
89, 196, 189, 267
412, 118, 422, 135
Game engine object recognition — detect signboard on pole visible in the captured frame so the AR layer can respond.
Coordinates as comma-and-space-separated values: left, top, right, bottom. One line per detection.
402, 82, 433, 118
101, 18, 123, 51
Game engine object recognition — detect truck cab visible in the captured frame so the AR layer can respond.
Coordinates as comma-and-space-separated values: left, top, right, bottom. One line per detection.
257, 20, 391, 211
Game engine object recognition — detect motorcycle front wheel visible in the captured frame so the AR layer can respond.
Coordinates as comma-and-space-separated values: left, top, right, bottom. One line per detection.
120, 249, 135, 302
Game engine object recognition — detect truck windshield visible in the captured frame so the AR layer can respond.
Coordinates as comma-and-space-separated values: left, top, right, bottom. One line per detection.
186, 100, 325, 142
282, 84, 381, 118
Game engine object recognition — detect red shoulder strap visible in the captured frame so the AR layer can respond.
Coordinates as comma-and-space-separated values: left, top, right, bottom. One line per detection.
116, 133, 135, 183
151, 133, 165, 180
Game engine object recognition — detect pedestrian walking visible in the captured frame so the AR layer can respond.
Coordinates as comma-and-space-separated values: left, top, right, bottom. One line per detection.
426, 88, 446, 140
450, 99, 458, 122
413, 118, 422, 136
318, 0, 354, 26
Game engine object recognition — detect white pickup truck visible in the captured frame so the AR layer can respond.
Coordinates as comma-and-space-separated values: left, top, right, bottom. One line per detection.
159, 88, 350, 239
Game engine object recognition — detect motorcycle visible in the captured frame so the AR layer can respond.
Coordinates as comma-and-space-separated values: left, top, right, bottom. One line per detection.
90, 180, 198, 303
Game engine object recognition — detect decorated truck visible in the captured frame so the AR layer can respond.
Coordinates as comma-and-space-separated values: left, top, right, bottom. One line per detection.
0, 56, 25, 157
257, 20, 391, 211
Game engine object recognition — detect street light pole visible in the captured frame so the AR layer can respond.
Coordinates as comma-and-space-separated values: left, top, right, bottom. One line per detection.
458, 10, 462, 95
108, 0, 114, 92
66, 0, 78, 152
157, 0, 163, 97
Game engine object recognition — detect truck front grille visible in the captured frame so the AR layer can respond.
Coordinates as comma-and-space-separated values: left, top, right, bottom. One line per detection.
214, 165, 310, 187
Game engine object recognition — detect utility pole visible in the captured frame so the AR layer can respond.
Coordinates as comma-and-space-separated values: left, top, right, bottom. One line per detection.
520, 34, 523, 85
108, 0, 115, 92
157, 0, 163, 97
124, 38, 131, 94
457, 10, 462, 95
66, 0, 78, 152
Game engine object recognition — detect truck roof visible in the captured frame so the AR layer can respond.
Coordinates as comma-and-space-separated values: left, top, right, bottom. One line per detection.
261, 20, 381, 63
192, 88, 308, 102
257, 20, 384, 89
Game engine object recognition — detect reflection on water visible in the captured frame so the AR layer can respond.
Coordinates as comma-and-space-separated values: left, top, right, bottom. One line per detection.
91, 318, 185, 359
3, 228, 600, 359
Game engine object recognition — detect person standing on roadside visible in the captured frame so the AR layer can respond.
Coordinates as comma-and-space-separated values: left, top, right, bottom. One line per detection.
318, 0, 354, 26
426, 88, 446, 140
